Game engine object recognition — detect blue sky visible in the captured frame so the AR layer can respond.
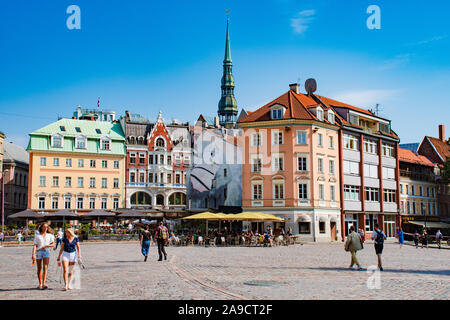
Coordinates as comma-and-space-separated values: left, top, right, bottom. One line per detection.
0, 0, 449, 148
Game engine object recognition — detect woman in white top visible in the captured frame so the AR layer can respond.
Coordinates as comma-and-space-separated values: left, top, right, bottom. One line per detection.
32, 223, 55, 290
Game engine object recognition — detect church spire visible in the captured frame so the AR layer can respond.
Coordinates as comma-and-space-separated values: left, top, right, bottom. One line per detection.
218, 15, 238, 128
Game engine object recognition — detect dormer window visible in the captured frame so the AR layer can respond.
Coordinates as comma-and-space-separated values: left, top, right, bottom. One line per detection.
316, 107, 324, 121
51, 134, 64, 148
76, 135, 87, 149
156, 137, 165, 148
96, 129, 102, 134
60, 126, 66, 132
270, 106, 285, 120
100, 136, 111, 150
327, 110, 335, 124
75, 127, 81, 133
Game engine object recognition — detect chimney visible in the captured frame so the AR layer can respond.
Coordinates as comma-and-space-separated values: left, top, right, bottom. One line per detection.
439, 124, 445, 142
289, 83, 300, 94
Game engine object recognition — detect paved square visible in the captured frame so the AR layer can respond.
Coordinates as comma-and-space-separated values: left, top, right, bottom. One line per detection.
0, 240, 449, 300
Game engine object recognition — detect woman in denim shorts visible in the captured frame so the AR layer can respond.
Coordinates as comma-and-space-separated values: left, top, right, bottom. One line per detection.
32, 223, 55, 290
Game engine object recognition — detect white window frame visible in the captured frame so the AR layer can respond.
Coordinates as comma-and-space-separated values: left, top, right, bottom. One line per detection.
296, 131, 307, 145
51, 134, 64, 148
317, 133, 323, 147
272, 130, 284, 145
75, 135, 87, 149
298, 182, 308, 199
273, 180, 285, 200
329, 158, 335, 175
252, 181, 263, 200
327, 110, 335, 124
251, 133, 262, 146
270, 106, 284, 120
100, 136, 112, 151
363, 138, 377, 154
272, 153, 284, 172
343, 134, 359, 150
297, 154, 308, 172
251, 154, 262, 173
317, 156, 324, 173
316, 107, 324, 121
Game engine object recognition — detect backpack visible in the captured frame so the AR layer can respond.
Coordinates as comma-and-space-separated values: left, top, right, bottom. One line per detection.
158, 227, 168, 240
375, 230, 384, 244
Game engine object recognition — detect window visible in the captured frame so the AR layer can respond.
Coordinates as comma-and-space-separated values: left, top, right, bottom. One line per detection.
379, 123, 390, 133
102, 160, 108, 168
382, 143, 394, 157
406, 185, 409, 195
90, 177, 96, 188
96, 129, 102, 134
139, 153, 145, 165
272, 131, 283, 145
53, 176, 59, 187
167, 173, 172, 183
65, 197, 71, 209
167, 155, 172, 165
75, 127, 81, 133
65, 177, 71, 187
298, 222, 310, 234
76, 135, 87, 149
132, 192, 151, 205
90, 160, 96, 168
273, 182, 284, 199
329, 136, 334, 149
78, 177, 83, 188
426, 187, 430, 197
365, 214, 378, 232
39, 176, 46, 187
100, 137, 111, 150
38, 197, 45, 209
317, 133, 323, 147
349, 114, 359, 125
66, 159, 72, 167
329, 159, 335, 174
343, 160, 359, 175
130, 172, 136, 183
113, 178, 119, 188
365, 187, 379, 202
343, 134, 358, 150
297, 155, 307, 171
51, 134, 63, 148
252, 133, 262, 146
273, 154, 284, 171
102, 178, 107, 188
130, 153, 136, 164
363, 139, 377, 154
419, 186, 423, 196
383, 189, 396, 203
175, 173, 181, 184
60, 126, 66, 132
296, 131, 307, 145
40, 157, 46, 166
364, 164, 378, 178
224, 168, 228, 177
298, 183, 308, 199
330, 185, 336, 201
318, 158, 324, 173
344, 185, 360, 201
78, 159, 84, 167
318, 184, 325, 201
316, 108, 324, 121
113, 198, 119, 209
252, 156, 262, 172
52, 197, 58, 210
252, 183, 262, 200
139, 171, 145, 183
101, 198, 107, 209
89, 198, 95, 209
382, 167, 395, 180
271, 108, 283, 119
114, 161, 119, 169
160, 155, 164, 164
328, 111, 335, 124
411, 185, 415, 196
53, 158, 60, 166
156, 138, 165, 148
77, 197, 83, 210
319, 222, 326, 233
412, 201, 416, 214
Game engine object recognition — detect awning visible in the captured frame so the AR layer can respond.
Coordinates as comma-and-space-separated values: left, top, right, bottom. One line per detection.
330, 216, 338, 222
319, 215, 329, 222
298, 215, 311, 222
406, 221, 450, 229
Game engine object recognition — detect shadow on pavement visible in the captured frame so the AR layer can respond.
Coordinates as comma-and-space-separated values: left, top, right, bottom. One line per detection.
305, 267, 450, 276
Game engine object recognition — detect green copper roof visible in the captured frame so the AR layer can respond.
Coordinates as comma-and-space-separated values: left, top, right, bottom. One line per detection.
27, 118, 126, 156
224, 18, 232, 64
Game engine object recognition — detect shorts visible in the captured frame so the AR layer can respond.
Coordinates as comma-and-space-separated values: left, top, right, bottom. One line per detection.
62, 251, 78, 263
374, 243, 383, 255
36, 249, 50, 260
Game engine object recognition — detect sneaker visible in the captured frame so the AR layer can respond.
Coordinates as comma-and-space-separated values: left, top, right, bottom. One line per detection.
144, 256, 148, 262
348, 265, 354, 270
379, 266, 383, 271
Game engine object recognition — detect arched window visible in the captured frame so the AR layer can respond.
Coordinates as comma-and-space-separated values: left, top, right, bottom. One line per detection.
130, 192, 151, 205
169, 192, 186, 205
156, 194, 164, 205
156, 138, 165, 148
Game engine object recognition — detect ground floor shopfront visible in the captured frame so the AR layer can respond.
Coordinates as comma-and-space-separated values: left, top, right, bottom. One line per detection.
343, 211, 401, 239
242, 208, 341, 242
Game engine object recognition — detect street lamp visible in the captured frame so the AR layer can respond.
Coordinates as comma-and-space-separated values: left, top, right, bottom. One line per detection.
2, 169, 10, 241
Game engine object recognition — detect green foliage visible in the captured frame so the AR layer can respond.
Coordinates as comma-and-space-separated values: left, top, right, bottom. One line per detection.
80, 223, 91, 233
89, 229, 99, 236
28, 224, 36, 231
441, 158, 450, 184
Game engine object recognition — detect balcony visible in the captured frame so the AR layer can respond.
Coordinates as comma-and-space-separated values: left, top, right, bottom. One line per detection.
400, 170, 436, 182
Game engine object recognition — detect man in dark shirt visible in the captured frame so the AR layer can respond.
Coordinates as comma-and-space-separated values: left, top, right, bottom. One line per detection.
154, 221, 168, 261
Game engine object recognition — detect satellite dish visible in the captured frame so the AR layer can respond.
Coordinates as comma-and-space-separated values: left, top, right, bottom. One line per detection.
305, 78, 317, 95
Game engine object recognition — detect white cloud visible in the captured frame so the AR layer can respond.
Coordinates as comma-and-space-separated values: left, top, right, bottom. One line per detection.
333, 89, 401, 109
291, 10, 315, 34
409, 35, 447, 46
376, 54, 411, 71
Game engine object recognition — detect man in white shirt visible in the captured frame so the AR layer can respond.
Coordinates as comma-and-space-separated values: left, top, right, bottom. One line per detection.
371, 223, 386, 271
54, 229, 64, 250
436, 230, 443, 249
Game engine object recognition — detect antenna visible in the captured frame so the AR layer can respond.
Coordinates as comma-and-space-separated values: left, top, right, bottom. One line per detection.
374, 103, 383, 116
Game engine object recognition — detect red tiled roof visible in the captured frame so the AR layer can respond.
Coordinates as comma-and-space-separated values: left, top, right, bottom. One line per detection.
426, 136, 450, 161
239, 90, 318, 123
316, 95, 374, 116
398, 148, 436, 167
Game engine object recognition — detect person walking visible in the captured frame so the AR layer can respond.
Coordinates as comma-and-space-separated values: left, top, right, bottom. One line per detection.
421, 229, 428, 248
397, 228, 404, 248
435, 230, 443, 249
0, 231, 4, 247
32, 223, 55, 290
345, 225, 363, 270
54, 228, 64, 250
414, 230, 420, 248
140, 225, 151, 262
17, 231, 23, 245
371, 223, 386, 271
57, 228, 82, 291
154, 221, 168, 261
358, 228, 365, 243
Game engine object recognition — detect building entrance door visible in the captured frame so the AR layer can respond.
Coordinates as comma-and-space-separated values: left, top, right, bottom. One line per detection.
384, 216, 396, 238
330, 222, 336, 241
344, 214, 358, 236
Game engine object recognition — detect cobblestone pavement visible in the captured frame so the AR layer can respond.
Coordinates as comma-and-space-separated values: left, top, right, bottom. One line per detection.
0, 240, 449, 300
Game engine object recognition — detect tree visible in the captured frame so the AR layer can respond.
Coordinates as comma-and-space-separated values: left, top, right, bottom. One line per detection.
441, 157, 450, 184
